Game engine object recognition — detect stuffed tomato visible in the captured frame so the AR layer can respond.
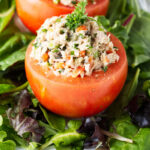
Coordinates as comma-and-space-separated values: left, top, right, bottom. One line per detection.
16, 0, 109, 33
25, 3, 127, 117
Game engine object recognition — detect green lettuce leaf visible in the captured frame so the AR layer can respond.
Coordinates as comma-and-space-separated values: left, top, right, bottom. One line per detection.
0, 131, 7, 142
107, 0, 141, 24
0, 0, 15, 32
40, 105, 66, 132
96, 16, 129, 46
0, 46, 27, 71
26, 142, 38, 150
39, 121, 57, 138
128, 12, 150, 67
0, 82, 28, 96
39, 109, 84, 150
0, 115, 3, 126
0, 140, 16, 150
142, 80, 150, 97
67, 120, 82, 130
109, 115, 150, 150
0, 83, 15, 94
0, 128, 16, 150
139, 61, 150, 79
40, 130, 86, 150
0, 25, 35, 71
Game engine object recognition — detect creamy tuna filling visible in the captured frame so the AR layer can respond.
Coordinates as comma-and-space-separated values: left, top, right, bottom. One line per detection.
31, 16, 119, 78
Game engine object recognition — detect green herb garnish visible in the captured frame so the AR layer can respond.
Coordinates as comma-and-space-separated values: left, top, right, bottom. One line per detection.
71, 51, 75, 55
55, 44, 61, 49
47, 62, 52, 66
96, 16, 109, 31
79, 33, 85, 39
60, 30, 65, 34
53, 49, 59, 53
66, 0, 88, 31
71, 1, 77, 5
74, 43, 79, 49
102, 66, 108, 72
56, 18, 61, 23
42, 29, 48, 32
33, 42, 38, 48
93, 51, 99, 58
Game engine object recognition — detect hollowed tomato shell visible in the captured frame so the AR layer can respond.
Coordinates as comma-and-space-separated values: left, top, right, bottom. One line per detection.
25, 33, 128, 117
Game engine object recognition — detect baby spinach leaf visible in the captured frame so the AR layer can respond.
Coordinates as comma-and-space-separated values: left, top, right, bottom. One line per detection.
110, 115, 138, 139
0, 115, 3, 126
0, 131, 7, 142
0, 35, 21, 58
0, 26, 17, 47
96, 16, 129, 46
0, 83, 15, 94
0, 82, 28, 95
0, 26, 35, 71
139, 61, 150, 79
56, 141, 84, 150
143, 80, 150, 92
128, 12, 150, 67
40, 105, 66, 132
107, 0, 141, 24
0, 140, 16, 150
50, 130, 86, 147
39, 119, 85, 150
142, 80, 150, 97
0, 131, 16, 150
9, 132, 27, 147
26, 142, 38, 150
38, 115, 84, 150
109, 21, 129, 46
0, 46, 27, 71
109, 115, 150, 150
0, 106, 8, 115
132, 55, 150, 68
120, 68, 140, 103
7, 81, 29, 93
107, 0, 150, 68
96, 16, 110, 30
67, 120, 82, 130
0, 0, 15, 32
31, 98, 39, 108
40, 130, 86, 150
39, 121, 57, 138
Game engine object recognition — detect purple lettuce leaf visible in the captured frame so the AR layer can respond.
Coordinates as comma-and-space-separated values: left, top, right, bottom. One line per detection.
7, 90, 44, 142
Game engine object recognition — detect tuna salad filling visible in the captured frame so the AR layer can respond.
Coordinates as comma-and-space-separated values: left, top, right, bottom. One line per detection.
53, 0, 96, 7
31, 15, 119, 78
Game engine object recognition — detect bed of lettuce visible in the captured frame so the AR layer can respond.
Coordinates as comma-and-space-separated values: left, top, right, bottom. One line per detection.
0, 0, 150, 150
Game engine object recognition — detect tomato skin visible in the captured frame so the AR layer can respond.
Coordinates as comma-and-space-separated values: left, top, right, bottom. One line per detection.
16, 0, 109, 34
25, 33, 128, 117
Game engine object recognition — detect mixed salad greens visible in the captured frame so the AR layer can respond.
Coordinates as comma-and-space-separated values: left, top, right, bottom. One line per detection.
0, 0, 150, 149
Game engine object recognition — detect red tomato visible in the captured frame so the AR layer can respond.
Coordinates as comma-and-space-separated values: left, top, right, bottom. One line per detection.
25, 33, 128, 117
16, 0, 110, 33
